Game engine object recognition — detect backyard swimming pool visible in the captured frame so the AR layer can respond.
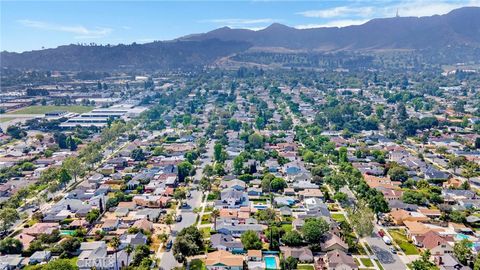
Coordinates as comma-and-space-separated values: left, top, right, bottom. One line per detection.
264, 256, 277, 269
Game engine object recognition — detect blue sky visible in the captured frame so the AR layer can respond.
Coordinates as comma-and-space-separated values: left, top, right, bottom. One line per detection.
1, 0, 479, 52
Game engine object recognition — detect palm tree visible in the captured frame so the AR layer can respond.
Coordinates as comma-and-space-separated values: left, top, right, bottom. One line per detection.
110, 236, 120, 270
125, 244, 133, 267
211, 209, 220, 231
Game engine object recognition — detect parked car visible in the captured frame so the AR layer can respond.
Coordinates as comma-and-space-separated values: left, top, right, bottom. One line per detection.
383, 236, 392, 245
166, 240, 173, 251
176, 214, 183, 222
390, 247, 397, 254
378, 229, 385, 237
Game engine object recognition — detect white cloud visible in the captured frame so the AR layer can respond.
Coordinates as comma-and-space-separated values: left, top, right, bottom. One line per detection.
295, 19, 369, 29
18, 19, 112, 39
295, 0, 480, 29
390, 0, 480, 17
297, 6, 375, 18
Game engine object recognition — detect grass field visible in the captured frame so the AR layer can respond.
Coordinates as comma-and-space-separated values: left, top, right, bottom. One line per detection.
201, 213, 212, 224
364, 243, 373, 254
281, 223, 292, 232
190, 259, 205, 270
360, 258, 374, 267
374, 259, 385, 270
331, 213, 346, 222
0, 118, 12, 123
388, 229, 419, 255
200, 227, 211, 238
8, 105, 93, 114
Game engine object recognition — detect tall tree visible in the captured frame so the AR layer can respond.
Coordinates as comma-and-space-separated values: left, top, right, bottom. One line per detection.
125, 244, 133, 266
241, 230, 262, 250
454, 239, 472, 265
302, 218, 329, 245
62, 156, 85, 183
211, 209, 220, 231
0, 237, 23, 254
177, 161, 193, 182
348, 200, 374, 237
110, 236, 120, 270
0, 208, 19, 233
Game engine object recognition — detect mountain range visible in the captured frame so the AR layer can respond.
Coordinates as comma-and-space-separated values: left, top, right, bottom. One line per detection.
2, 6, 479, 71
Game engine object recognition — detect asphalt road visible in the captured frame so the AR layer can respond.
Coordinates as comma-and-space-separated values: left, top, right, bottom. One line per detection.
158, 189, 203, 270
340, 186, 407, 270
366, 228, 406, 270
158, 140, 214, 270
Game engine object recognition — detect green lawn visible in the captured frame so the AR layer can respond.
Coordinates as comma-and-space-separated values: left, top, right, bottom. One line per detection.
331, 213, 346, 222
360, 258, 374, 267
24, 258, 78, 270
374, 259, 385, 270
363, 242, 373, 254
388, 229, 419, 255
297, 264, 315, 270
200, 227, 211, 238
281, 223, 292, 232
8, 105, 93, 114
201, 213, 212, 224
0, 118, 12, 122
207, 191, 220, 201
190, 259, 205, 270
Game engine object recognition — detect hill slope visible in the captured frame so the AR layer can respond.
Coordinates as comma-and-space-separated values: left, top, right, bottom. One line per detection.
1, 7, 479, 71
182, 7, 480, 50
0, 39, 252, 71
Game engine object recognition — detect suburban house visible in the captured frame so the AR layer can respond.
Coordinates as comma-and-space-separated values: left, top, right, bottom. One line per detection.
210, 234, 244, 253
205, 250, 244, 270
279, 246, 314, 263
316, 250, 358, 270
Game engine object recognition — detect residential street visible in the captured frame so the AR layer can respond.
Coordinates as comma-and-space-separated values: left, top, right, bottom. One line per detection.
158, 140, 214, 270
158, 189, 202, 270
365, 227, 406, 270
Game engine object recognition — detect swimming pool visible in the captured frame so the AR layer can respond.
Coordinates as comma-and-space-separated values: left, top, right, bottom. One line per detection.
264, 256, 277, 269
60, 230, 75, 236
456, 233, 469, 240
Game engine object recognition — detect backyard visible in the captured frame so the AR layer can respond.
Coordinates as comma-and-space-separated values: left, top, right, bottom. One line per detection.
190, 258, 205, 270
388, 229, 419, 255
331, 213, 346, 222
201, 213, 212, 225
